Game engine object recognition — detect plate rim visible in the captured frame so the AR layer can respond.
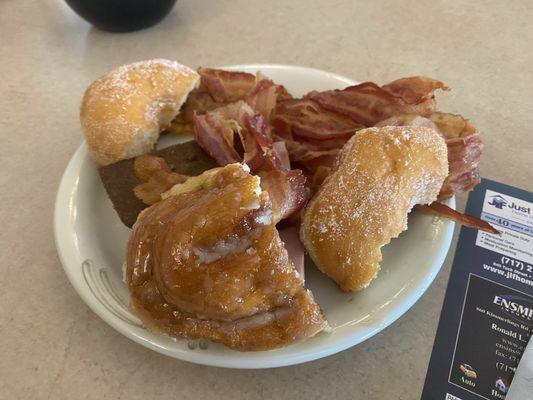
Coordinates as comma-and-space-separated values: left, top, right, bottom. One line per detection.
54, 64, 455, 368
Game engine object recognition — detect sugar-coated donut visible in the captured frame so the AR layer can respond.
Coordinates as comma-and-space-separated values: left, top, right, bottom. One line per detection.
300, 126, 448, 291
80, 59, 199, 165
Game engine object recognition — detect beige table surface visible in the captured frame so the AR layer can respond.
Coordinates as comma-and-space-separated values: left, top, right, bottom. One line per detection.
1, 0, 532, 399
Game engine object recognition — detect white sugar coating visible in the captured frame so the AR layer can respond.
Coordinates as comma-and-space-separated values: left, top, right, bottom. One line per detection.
102, 59, 196, 105
302, 126, 448, 291
311, 125, 447, 236
115, 58, 196, 76
80, 59, 200, 165
85, 59, 197, 114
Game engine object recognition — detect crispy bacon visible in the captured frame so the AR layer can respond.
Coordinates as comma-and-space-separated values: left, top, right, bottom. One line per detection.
197, 68, 291, 116
192, 68, 295, 174
382, 77, 448, 104
245, 73, 280, 119
307, 76, 447, 126
271, 76, 448, 177
272, 98, 363, 141
430, 112, 483, 200
176, 69, 255, 126
180, 91, 221, 121
259, 169, 309, 222
241, 112, 289, 171
416, 202, 499, 234
271, 141, 291, 171
171, 69, 256, 132
193, 101, 291, 173
271, 98, 360, 173
198, 68, 256, 102
193, 104, 244, 166
174, 69, 292, 136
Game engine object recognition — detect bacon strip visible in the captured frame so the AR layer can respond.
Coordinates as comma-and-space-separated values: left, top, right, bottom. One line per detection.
307, 76, 447, 126
179, 91, 221, 122
259, 169, 309, 222
271, 141, 291, 171
416, 202, 499, 234
271, 76, 448, 174
195, 68, 291, 117
193, 106, 243, 166
198, 68, 256, 102
241, 113, 292, 172
174, 69, 292, 136
272, 98, 363, 141
193, 100, 291, 174
382, 77, 448, 104
430, 112, 483, 200
245, 73, 281, 119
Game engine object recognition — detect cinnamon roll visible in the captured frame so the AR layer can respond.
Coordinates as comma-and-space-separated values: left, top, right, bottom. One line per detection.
125, 163, 325, 351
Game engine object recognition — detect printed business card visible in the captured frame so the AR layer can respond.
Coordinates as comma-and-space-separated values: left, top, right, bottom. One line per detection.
476, 189, 533, 265
449, 274, 532, 399
421, 179, 533, 400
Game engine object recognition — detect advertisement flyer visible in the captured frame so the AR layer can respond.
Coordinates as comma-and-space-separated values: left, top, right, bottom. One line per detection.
422, 179, 533, 400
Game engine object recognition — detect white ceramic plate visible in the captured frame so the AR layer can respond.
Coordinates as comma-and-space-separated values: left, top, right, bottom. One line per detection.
54, 64, 455, 368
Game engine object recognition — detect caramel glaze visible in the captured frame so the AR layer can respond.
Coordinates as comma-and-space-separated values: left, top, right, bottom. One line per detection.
125, 164, 325, 351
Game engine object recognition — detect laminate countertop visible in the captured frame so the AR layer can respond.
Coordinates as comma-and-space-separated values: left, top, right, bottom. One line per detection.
1, 1, 532, 399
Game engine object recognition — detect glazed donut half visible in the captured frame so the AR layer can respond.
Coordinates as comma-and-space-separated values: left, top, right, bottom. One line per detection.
301, 126, 448, 291
80, 59, 200, 165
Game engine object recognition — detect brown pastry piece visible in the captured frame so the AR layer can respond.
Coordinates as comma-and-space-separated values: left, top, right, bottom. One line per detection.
300, 126, 448, 291
125, 163, 326, 351
98, 141, 216, 227
133, 154, 190, 205
80, 59, 200, 165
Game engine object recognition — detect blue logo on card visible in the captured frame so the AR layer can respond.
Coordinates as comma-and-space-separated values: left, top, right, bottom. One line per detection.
489, 195, 508, 209
488, 194, 531, 215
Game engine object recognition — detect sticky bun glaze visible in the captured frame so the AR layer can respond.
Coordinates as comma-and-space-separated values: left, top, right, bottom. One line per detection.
125, 163, 325, 351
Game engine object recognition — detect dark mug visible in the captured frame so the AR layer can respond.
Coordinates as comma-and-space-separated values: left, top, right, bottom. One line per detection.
65, 0, 177, 32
